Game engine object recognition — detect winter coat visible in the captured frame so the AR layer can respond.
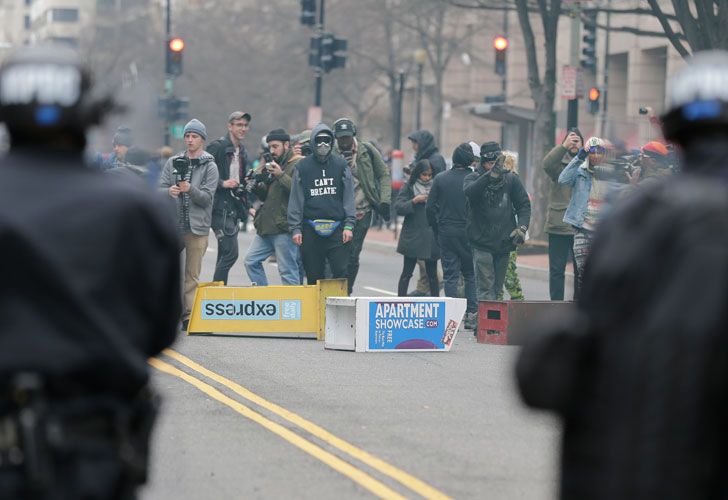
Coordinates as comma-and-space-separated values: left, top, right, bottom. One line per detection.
339, 139, 392, 209
159, 151, 219, 236
288, 123, 356, 236
207, 134, 249, 227
426, 166, 471, 232
0, 149, 180, 397
408, 130, 446, 174
395, 182, 440, 260
516, 173, 728, 500
542, 144, 575, 235
463, 167, 531, 254
252, 148, 301, 235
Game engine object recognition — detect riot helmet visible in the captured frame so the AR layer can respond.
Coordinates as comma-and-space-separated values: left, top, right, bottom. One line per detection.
0, 44, 113, 145
661, 50, 728, 145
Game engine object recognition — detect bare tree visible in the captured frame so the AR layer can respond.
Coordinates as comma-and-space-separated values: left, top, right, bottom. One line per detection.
647, 0, 728, 57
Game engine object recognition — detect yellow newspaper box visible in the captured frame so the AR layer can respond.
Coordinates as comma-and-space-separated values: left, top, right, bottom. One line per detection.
187, 279, 347, 339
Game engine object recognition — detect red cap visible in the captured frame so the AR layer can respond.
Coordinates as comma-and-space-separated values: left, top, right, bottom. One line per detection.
641, 141, 668, 157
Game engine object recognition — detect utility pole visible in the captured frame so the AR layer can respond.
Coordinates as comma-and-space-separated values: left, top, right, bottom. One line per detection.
394, 70, 405, 150
164, 0, 172, 146
314, 0, 325, 107
599, 0, 611, 137
567, 3, 580, 129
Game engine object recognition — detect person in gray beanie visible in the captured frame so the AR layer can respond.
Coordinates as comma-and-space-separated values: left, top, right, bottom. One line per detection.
159, 118, 219, 331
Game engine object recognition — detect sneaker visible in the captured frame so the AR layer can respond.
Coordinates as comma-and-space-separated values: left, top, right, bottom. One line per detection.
463, 312, 477, 331
181, 319, 189, 331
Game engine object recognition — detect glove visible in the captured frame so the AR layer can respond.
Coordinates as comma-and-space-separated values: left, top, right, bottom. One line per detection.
510, 226, 527, 245
576, 148, 589, 161
378, 203, 391, 222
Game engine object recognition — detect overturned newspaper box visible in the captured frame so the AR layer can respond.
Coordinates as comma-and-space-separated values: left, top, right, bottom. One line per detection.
325, 297, 467, 352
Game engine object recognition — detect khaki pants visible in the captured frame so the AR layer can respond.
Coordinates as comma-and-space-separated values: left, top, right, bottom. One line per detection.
183, 233, 209, 320
415, 260, 443, 293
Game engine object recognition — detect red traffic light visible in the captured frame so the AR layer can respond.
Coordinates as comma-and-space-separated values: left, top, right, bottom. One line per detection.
588, 87, 601, 101
493, 36, 508, 51
169, 37, 185, 52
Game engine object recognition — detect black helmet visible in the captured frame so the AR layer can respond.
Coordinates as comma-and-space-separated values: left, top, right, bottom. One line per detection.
0, 44, 113, 137
661, 50, 728, 144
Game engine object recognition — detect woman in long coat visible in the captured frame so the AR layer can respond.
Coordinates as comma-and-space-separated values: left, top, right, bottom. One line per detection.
395, 159, 440, 296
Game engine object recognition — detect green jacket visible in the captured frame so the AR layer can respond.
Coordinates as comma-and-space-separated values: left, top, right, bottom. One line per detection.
253, 149, 302, 235
542, 145, 575, 235
345, 140, 392, 210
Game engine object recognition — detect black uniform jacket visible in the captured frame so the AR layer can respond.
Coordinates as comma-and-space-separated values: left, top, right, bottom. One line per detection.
0, 150, 181, 399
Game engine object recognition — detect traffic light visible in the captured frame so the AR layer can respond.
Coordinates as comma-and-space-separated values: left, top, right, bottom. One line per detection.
493, 35, 508, 76
319, 33, 347, 73
581, 9, 597, 72
588, 87, 600, 114
300, 0, 316, 27
308, 35, 321, 68
166, 37, 184, 77
158, 96, 189, 122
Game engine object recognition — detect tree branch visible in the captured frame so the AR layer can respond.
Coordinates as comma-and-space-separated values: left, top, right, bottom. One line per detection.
515, 0, 542, 97
647, 0, 690, 57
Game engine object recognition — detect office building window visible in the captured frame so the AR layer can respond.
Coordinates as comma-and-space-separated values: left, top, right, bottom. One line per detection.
24, 15, 31, 29
25, 0, 32, 5
51, 8, 79, 22
48, 36, 78, 47
97, 0, 115, 9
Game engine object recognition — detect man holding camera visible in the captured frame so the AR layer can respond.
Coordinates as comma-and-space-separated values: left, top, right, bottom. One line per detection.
464, 141, 531, 302
159, 119, 219, 329
207, 111, 251, 284
333, 118, 392, 295
542, 127, 582, 300
243, 129, 302, 285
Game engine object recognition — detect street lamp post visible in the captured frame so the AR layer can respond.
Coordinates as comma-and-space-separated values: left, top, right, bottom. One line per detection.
414, 48, 427, 131
394, 70, 406, 150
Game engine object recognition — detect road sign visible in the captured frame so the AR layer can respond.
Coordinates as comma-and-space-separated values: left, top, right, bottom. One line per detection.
170, 123, 184, 140
561, 65, 585, 99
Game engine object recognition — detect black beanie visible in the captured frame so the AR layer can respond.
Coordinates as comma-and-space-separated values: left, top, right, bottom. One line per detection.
266, 128, 290, 143
452, 142, 475, 167
480, 141, 501, 160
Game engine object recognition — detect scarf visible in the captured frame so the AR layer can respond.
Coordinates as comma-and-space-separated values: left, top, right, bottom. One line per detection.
413, 178, 433, 197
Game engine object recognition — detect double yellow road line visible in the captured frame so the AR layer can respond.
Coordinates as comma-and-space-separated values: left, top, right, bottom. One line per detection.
151, 349, 451, 500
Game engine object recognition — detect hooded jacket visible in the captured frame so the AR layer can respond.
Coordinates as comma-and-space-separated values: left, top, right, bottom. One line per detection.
463, 166, 531, 254
287, 123, 356, 237
408, 130, 446, 174
159, 150, 219, 236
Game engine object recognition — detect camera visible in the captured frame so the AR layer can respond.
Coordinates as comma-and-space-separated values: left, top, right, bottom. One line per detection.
639, 106, 649, 115
172, 157, 189, 184
262, 151, 273, 164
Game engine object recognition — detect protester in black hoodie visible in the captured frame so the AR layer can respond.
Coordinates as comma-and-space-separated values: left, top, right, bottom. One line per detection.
427, 143, 478, 329
464, 141, 531, 302
288, 123, 356, 286
407, 129, 446, 174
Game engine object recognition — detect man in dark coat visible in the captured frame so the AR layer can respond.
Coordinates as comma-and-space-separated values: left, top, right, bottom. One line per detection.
516, 50, 728, 500
0, 45, 180, 499
427, 143, 477, 328
207, 110, 251, 284
464, 141, 531, 302
288, 123, 356, 285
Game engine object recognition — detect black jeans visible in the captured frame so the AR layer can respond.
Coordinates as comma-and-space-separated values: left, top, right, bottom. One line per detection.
301, 223, 351, 286
439, 229, 477, 313
398, 256, 438, 296
548, 233, 575, 300
213, 231, 239, 285
346, 211, 372, 294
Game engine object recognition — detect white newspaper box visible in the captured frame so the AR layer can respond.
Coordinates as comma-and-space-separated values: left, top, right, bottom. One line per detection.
325, 297, 467, 352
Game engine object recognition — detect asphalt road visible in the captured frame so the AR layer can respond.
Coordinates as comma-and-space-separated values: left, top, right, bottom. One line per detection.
142, 228, 560, 499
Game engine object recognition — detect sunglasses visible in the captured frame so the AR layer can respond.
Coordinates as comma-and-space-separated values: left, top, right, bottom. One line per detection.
588, 146, 606, 154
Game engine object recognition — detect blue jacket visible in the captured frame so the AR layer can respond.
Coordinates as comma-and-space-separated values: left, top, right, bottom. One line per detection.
558, 155, 592, 228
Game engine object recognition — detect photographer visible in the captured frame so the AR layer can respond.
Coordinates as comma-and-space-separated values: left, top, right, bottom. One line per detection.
207, 111, 251, 285
243, 129, 302, 285
464, 141, 531, 304
159, 119, 219, 330
542, 128, 582, 300
333, 118, 392, 295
